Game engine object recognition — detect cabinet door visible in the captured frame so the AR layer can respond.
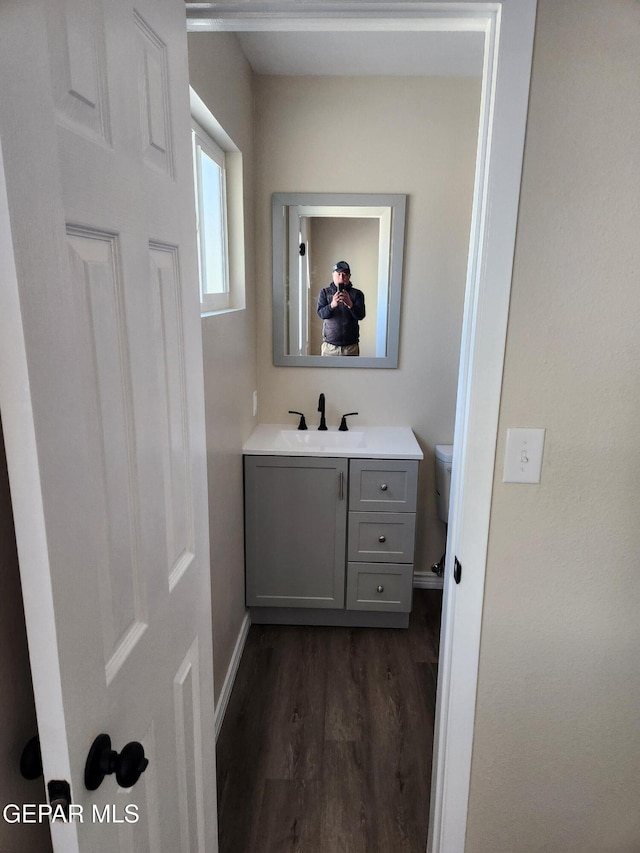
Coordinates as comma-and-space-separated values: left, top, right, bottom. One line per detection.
244, 456, 348, 609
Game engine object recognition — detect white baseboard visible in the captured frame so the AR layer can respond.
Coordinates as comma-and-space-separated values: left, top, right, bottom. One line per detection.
214, 611, 251, 741
413, 571, 444, 590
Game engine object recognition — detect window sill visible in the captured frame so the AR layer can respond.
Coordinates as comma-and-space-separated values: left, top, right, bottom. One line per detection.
200, 306, 245, 319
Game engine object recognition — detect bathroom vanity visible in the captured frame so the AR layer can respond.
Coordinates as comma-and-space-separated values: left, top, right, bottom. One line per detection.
243, 425, 423, 628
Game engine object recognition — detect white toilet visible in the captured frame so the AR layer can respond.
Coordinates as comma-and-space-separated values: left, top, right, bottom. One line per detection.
435, 444, 453, 525
432, 444, 453, 576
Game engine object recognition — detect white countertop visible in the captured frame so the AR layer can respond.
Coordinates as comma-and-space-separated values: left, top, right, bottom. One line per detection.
242, 424, 423, 460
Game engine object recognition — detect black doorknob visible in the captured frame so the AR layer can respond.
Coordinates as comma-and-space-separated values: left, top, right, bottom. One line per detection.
20, 736, 43, 780
84, 734, 149, 791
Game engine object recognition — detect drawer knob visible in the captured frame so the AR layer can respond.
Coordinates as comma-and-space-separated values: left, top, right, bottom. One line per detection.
378, 535, 386, 543
380, 483, 388, 491
376, 585, 384, 593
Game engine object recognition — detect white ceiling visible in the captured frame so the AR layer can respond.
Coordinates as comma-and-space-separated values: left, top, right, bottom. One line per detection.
235, 30, 484, 77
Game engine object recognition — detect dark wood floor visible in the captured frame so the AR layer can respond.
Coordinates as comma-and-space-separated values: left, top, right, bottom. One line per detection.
216, 589, 442, 853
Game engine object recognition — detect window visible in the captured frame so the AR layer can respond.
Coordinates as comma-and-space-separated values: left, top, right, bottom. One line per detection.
189, 87, 246, 315
192, 122, 230, 312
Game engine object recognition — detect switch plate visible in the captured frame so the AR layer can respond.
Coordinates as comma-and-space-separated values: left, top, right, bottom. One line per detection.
252, 390, 258, 418
503, 428, 545, 483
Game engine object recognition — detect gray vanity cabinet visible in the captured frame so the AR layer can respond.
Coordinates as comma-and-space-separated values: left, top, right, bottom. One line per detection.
244, 455, 348, 609
244, 453, 419, 627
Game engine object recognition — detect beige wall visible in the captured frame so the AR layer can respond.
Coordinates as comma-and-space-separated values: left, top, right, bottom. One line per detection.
466, 1, 640, 850
254, 75, 481, 571
0, 423, 51, 853
187, 32, 257, 702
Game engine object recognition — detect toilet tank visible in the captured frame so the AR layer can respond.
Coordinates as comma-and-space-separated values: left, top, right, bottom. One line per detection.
434, 445, 453, 524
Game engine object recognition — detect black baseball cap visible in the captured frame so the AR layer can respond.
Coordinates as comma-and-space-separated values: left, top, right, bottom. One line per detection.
333, 261, 350, 273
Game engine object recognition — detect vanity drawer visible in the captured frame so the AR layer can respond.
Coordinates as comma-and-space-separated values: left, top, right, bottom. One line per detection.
346, 563, 413, 612
347, 512, 416, 563
349, 459, 419, 512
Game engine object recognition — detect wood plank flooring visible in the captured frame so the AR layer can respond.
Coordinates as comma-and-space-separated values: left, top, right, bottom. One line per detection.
216, 589, 442, 853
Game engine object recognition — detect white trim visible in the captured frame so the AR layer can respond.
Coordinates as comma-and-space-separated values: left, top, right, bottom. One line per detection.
428, 3, 536, 851
186, 3, 537, 850
186, 4, 496, 33
190, 87, 240, 154
214, 612, 252, 741
192, 121, 230, 312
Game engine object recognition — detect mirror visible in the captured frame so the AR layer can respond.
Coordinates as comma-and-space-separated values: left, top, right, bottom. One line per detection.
272, 193, 407, 368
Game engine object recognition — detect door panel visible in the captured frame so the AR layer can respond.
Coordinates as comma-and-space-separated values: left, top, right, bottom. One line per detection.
47, 0, 111, 144
149, 243, 196, 591
136, 11, 174, 176
0, 1, 217, 851
67, 227, 148, 680
174, 640, 206, 853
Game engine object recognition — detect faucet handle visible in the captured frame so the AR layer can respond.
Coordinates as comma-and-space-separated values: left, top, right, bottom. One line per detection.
288, 411, 308, 430
339, 412, 358, 432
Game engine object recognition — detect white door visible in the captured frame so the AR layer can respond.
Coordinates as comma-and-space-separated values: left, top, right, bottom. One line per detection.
0, 1, 217, 851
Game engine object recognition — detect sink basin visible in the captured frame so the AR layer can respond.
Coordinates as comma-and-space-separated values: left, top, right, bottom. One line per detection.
274, 430, 366, 451
242, 424, 423, 460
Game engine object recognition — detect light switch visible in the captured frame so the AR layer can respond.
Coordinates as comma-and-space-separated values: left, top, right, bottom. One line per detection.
503, 428, 545, 483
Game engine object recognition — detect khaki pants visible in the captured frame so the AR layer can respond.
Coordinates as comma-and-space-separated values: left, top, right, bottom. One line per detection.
321, 342, 360, 357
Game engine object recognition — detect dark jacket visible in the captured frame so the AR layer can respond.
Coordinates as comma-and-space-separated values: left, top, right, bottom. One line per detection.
316, 283, 366, 345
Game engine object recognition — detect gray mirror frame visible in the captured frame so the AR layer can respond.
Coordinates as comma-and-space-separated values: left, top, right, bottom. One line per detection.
272, 192, 407, 368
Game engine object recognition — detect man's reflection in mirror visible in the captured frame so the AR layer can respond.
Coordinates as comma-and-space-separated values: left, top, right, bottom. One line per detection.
316, 261, 366, 356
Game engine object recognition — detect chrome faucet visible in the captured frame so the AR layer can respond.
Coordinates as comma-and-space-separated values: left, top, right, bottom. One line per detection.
317, 393, 327, 430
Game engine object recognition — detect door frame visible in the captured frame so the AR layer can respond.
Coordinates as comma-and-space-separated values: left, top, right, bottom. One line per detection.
187, 2, 537, 850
